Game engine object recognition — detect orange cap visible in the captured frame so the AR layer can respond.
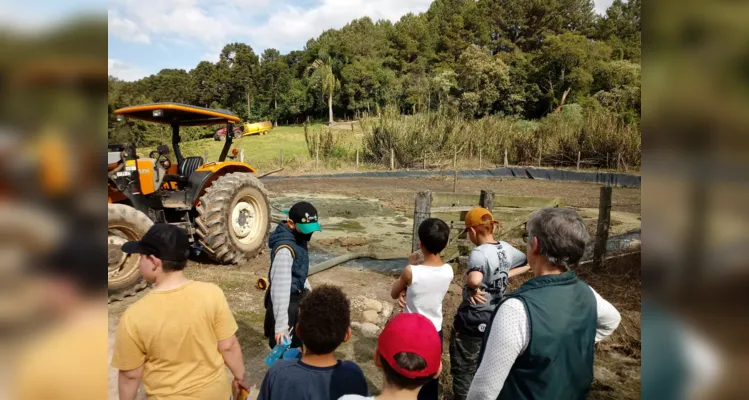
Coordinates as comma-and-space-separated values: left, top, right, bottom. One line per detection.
464, 207, 495, 230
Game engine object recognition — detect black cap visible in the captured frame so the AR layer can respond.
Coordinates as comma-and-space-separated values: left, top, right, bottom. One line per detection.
121, 223, 190, 262
286, 201, 322, 234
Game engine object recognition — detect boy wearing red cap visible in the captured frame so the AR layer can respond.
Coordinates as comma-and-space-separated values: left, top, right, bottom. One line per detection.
338, 313, 443, 400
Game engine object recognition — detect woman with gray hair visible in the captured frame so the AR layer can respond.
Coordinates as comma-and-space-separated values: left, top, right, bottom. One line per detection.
466, 208, 621, 400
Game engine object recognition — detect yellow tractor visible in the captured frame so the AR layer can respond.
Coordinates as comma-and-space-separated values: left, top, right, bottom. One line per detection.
108, 103, 270, 301
213, 120, 273, 141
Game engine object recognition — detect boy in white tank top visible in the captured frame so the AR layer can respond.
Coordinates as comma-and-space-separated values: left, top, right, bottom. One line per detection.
390, 218, 453, 400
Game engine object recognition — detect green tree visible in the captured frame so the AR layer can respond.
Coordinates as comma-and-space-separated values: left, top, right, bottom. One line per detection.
596, 0, 641, 61
259, 48, 291, 125
219, 43, 260, 120
307, 57, 340, 124
531, 32, 611, 115
455, 45, 511, 117
190, 61, 219, 108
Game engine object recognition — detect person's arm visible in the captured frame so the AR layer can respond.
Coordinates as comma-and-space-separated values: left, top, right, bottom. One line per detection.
502, 242, 530, 278
118, 366, 143, 400
390, 264, 412, 299
218, 335, 248, 390
466, 250, 487, 304
508, 265, 531, 278
111, 312, 146, 400
502, 242, 528, 269
211, 285, 245, 389
589, 286, 621, 342
270, 248, 294, 335
466, 299, 529, 400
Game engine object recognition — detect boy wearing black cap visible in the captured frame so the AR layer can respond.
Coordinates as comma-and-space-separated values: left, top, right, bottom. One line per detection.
264, 201, 322, 349
338, 312, 443, 400
111, 224, 248, 400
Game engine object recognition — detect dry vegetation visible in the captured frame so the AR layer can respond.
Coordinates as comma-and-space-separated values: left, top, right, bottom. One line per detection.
360, 106, 640, 171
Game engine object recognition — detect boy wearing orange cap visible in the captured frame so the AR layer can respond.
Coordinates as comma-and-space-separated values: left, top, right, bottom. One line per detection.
449, 207, 529, 400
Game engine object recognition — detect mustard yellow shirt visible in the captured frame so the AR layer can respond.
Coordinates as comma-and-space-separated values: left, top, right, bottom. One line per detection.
14, 308, 109, 400
111, 281, 238, 399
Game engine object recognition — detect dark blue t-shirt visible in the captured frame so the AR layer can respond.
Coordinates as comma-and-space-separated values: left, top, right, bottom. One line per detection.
258, 359, 370, 400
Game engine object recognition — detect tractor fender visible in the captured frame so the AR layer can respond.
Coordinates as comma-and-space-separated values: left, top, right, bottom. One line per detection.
187, 162, 257, 206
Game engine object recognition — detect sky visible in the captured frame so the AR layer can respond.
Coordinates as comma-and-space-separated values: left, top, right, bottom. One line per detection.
97, 0, 613, 81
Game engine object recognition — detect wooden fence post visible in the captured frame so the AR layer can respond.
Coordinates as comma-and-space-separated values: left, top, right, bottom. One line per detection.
479, 148, 482, 168
413, 191, 432, 252
390, 148, 395, 170
577, 151, 581, 171
356, 150, 359, 169
351, 123, 354, 132
280, 149, 284, 168
537, 138, 542, 166
504, 148, 509, 167
315, 131, 319, 169
453, 148, 458, 193
204, 150, 209, 163
240, 149, 244, 163
594, 186, 613, 268
617, 153, 622, 171
479, 190, 494, 211
423, 151, 426, 170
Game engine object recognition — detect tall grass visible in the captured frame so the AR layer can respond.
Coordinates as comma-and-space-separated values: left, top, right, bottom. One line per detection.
361, 105, 640, 170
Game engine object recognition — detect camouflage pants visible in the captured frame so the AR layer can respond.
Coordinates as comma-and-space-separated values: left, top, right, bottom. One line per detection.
449, 328, 484, 400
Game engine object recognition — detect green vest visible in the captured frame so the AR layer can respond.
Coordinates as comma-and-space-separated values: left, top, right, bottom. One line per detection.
478, 271, 597, 400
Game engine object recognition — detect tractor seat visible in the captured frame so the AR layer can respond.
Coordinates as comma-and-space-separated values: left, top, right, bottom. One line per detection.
178, 156, 204, 179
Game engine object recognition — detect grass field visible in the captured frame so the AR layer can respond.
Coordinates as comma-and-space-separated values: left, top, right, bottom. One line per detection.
139, 123, 365, 172
136, 120, 639, 175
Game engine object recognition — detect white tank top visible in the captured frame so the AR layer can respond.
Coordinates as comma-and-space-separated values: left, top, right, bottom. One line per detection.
403, 264, 454, 331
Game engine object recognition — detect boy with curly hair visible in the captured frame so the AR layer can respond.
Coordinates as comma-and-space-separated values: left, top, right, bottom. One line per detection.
258, 285, 369, 400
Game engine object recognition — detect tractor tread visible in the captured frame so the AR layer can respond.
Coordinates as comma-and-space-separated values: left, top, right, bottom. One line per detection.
195, 173, 270, 265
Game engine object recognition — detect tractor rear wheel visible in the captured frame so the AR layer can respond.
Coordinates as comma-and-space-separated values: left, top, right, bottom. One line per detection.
196, 172, 270, 264
108, 204, 153, 302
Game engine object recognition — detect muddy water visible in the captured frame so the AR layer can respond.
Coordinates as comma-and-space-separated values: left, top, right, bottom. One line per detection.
270, 193, 642, 274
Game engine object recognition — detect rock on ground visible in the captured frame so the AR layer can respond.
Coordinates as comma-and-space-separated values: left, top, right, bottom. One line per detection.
362, 310, 380, 324
363, 298, 383, 313
381, 302, 393, 321
359, 322, 380, 338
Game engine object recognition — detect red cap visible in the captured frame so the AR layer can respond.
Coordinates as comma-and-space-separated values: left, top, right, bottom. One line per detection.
377, 313, 442, 379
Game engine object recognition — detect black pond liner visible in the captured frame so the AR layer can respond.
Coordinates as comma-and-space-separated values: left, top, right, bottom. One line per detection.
308, 251, 407, 275
263, 167, 641, 188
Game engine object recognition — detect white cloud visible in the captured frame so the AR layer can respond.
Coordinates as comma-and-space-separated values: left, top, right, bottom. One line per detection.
248, 0, 432, 50
201, 51, 220, 63
594, 0, 615, 15
108, 0, 246, 48
108, 0, 432, 51
108, 11, 150, 44
108, 58, 149, 81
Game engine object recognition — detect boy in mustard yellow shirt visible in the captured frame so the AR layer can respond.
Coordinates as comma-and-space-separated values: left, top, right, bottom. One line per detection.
112, 224, 248, 400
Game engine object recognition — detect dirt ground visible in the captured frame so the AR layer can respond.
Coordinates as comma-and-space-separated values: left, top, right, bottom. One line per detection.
107, 177, 641, 399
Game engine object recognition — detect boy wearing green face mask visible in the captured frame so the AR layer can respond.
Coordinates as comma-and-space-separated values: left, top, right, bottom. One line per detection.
264, 201, 322, 350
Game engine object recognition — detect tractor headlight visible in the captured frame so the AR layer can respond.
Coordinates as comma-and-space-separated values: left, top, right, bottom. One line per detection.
153, 109, 163, 117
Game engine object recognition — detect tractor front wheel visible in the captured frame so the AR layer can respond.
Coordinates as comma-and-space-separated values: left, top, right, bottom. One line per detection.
196, 173, 270, 264
108, 204, 153, 302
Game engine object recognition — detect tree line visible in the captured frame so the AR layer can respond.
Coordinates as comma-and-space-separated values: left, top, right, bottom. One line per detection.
108, 0, 640, 145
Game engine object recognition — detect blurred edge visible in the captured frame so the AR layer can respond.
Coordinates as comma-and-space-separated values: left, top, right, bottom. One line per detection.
643, 0, 749, 399
0, 8, 108, 400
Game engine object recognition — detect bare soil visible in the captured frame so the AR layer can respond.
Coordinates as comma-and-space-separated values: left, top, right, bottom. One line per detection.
107, 177, 641, 399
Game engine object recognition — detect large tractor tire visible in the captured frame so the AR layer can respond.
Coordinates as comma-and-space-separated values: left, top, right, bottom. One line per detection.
108, 204, 153, 302
196, 172, 270, 264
